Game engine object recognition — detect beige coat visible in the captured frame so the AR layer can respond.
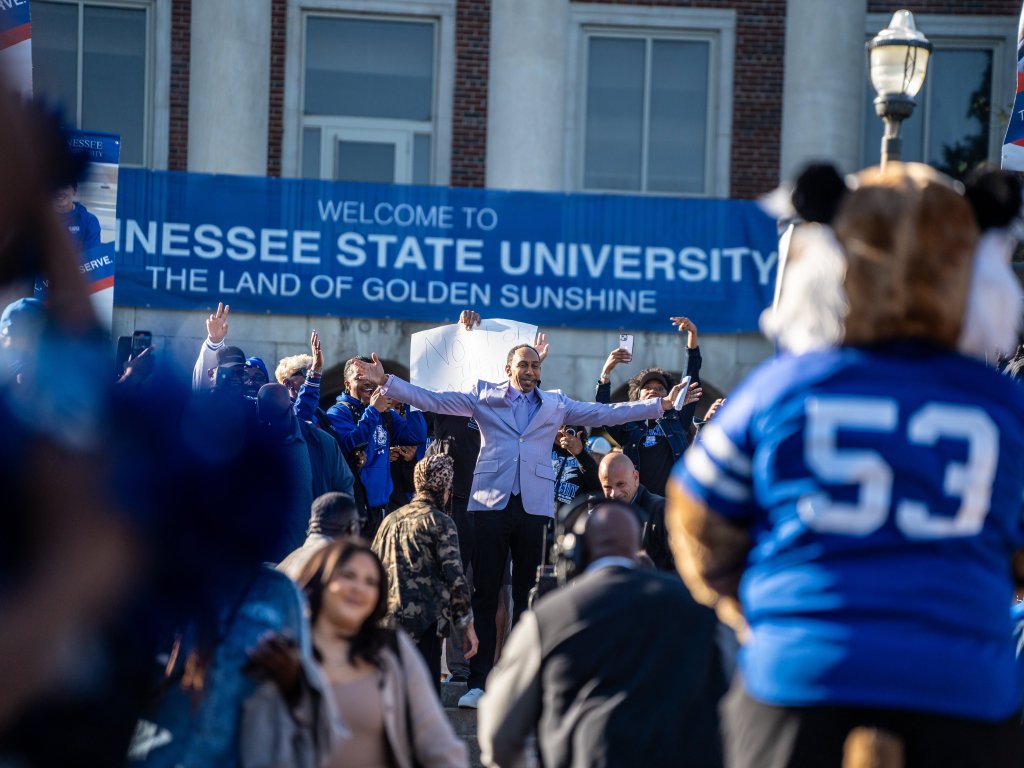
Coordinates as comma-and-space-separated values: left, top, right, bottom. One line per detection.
362, 628, 468, 768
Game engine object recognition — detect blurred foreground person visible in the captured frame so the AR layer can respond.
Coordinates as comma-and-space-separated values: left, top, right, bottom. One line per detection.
478, 501, 725, 768
0, 81, 140, 751
119, 388, 343, 768
670, 163, 1024, 767
0, 296, 46, 384
256, 383, 354, 559
298, 540, 469, 768
372, 454, 479, 690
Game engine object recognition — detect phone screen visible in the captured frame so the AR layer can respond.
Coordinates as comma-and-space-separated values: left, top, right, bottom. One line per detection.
619, 334, 634, 355
131, 330, 152, 357
673, 376, 692, 411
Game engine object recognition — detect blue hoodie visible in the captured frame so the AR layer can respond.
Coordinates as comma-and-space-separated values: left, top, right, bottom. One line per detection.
62, 201, 101, 252
326, 393, 426, 508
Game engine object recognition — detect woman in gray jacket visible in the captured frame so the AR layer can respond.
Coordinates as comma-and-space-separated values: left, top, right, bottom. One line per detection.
297, 539, 467, 768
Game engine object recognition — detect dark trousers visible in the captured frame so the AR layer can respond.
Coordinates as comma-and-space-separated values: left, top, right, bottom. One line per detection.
415, 624, 442, 697
723, 677, 1023, 768
468, 494, 549, 690
450, 494, 474, 570
361, 505, 387, 542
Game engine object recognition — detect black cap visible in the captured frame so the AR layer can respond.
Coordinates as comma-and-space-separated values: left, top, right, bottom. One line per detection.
216, 346, 246, 367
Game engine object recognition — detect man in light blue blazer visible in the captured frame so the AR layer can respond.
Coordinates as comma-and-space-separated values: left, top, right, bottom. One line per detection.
352, 312, 684, 706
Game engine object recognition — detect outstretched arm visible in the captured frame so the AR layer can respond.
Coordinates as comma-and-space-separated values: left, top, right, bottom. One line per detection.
566, 380, 688, 428
351, 354, 476, 417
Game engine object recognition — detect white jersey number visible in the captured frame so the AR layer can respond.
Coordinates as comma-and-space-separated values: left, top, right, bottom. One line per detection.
799, 397, 998, 539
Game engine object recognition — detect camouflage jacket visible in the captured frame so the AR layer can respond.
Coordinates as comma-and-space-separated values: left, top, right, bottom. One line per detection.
372, 494, 473, 638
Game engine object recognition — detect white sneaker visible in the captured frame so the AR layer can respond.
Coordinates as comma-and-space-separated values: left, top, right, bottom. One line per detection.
458, 687, 484, 709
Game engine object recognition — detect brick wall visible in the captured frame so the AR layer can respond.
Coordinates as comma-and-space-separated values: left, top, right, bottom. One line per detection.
868, 1, 1019, 14
571, 0, 786, 199
451, 0, 490, 187
268, 0, 287, 177
168, 0, 191, 171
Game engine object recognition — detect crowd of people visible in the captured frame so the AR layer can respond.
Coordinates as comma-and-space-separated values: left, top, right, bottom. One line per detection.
6, 83, 1024, 768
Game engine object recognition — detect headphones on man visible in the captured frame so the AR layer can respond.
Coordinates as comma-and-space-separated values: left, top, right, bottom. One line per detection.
551, 492, 602, 584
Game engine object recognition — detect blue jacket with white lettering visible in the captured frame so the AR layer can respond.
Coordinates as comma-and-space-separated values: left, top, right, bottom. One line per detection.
62, 202, 101, 252
326, 393, 427, 508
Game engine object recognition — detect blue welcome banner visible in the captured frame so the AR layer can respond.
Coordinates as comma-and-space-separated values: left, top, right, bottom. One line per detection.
114, 169, 779, 332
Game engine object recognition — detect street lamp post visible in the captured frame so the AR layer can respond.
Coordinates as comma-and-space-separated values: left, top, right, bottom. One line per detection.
867, 10, 932, 168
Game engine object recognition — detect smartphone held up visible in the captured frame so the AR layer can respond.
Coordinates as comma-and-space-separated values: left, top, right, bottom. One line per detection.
618, 334, 633, 356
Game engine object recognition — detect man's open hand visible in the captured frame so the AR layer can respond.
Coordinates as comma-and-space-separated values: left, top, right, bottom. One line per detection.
352, 353, 387, 386
207, 302, 230, 344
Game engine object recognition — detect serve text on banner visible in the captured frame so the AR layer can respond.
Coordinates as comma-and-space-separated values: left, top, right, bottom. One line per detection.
410, 318, 538, 391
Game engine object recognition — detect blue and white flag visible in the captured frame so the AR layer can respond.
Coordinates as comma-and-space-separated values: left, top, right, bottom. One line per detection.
0, 0, 32, 95
1001, 4, 1024, 170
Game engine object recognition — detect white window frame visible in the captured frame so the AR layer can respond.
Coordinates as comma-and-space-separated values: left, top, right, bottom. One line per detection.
313, 119, 417, 181
862, 13, 1016, 169
32, 0, 169, 169
566, 4, 735, 198
282, 0, 455, 184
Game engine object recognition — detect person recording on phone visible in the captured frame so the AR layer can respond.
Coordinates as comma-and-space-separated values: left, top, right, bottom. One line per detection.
347, 309, 689, 710
551, 425, 601, 505
596, 316, 703, 496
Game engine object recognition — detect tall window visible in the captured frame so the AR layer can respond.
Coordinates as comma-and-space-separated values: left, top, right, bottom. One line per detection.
31, 0, 151, 166
860, 16, 1014, 181
861, 45, 995, 179
300, 14, 436, 184
583, 33, 712, 195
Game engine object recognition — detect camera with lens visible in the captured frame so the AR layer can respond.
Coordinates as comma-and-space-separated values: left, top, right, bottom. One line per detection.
527, 491, 604, 609
215, 365, 246, 392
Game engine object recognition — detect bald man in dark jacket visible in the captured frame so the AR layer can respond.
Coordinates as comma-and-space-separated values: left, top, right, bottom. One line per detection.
478, 501, 725, 768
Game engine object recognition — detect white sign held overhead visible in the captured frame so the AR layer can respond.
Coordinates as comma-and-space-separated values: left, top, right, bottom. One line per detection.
410, 317, 538, 392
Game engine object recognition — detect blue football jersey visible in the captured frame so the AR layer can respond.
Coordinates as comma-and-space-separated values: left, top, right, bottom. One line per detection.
674, 342, 1024, 720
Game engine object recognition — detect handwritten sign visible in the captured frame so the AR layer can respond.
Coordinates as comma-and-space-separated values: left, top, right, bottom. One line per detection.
410, 318, 538, 391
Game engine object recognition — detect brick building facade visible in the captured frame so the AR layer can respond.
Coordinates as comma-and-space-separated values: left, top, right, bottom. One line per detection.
31, 0, 1021, 398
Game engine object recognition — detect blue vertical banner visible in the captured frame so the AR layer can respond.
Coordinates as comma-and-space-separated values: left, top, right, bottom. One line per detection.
39, 130, 121, 328
0, 0, 32, 96
1004, 4, 1024, 170
114, 170, 779, 333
